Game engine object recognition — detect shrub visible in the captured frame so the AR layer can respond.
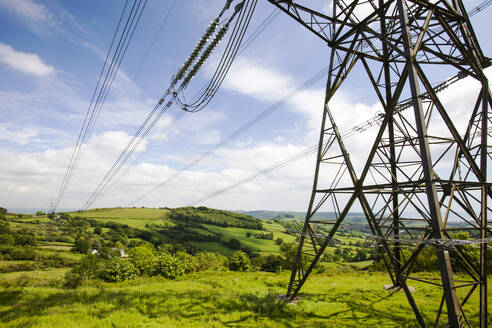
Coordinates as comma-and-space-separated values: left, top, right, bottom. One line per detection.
73, 237, 90, 254
228, 251, 251, 272
56, 235, 74, 243
261, 255, 282, 273
175, 251, 197, 274
0, 234, 15, 245
227, 238, 241, 250
10, 247, 38, 260
128, 245, 156, 276
0, 262, 39, 273
194, 252, 227, 271
97, 257, 138, 282
156, 252, 184, 279
14, 232, 37, 246
63, 255, 103, 289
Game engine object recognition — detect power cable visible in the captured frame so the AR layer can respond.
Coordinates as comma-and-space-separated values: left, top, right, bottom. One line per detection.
127, 1, 491, 207
52, 0, 147, 212
133, 0, 177, 79
128, 65, 328, 206
82, 0, 253, 210
186, 72, 470, 206
91, 5, 282, 207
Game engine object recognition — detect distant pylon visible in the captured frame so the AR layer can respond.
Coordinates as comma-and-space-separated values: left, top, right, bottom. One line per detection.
267, 0, 490, 327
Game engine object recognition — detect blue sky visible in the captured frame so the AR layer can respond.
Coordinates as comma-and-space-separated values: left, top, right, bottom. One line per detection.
0, 0, 491, 212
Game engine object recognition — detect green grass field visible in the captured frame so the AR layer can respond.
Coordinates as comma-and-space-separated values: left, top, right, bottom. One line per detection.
70, 208, 171, 230
1, 271, 490, 327
71, 208, 296, 255
75, 208, 169, 219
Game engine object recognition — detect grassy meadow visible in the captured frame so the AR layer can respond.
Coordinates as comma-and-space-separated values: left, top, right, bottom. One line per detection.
1, 207, 490, 327
1, 270, 491, 328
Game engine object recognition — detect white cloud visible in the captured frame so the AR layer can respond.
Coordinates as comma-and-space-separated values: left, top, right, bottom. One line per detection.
0, 0, 55, 25
0, 43, 54, 76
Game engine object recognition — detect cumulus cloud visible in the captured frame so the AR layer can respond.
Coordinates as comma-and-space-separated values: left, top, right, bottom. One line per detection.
0, 43, 54, 76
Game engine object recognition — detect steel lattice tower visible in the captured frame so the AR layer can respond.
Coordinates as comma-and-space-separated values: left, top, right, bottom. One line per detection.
266, 0, 491, 327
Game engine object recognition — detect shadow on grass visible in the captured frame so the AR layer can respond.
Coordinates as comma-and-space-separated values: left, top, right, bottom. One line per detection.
0, 285, 432, 327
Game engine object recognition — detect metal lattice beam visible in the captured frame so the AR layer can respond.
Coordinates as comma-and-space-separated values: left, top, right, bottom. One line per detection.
266, 0, 490, 327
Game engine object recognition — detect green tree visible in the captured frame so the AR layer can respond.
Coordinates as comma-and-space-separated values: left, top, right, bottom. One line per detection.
227, 251, 251, 272
0, 222, 11, 234
275, 237, 284, 245
228, 238, 241, 250
14, 232, 37, 246
97, 257, 138, 282
0, 207, 7, 215
156, 252, 184, 279
128, 246, 156, 276
261, 255, 282, 272
74, 237, 90, 254
0, 234, 15, 245
279, 242, 299, 270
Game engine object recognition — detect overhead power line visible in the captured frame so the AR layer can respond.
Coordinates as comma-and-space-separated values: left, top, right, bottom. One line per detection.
128, 65, 328, 206
187, 72, 471, 206
90, 6, 282, 207
52, 0, 147, 212
129, 0, 492, 206
82, 0, 257, 210
133, 0, 177, 79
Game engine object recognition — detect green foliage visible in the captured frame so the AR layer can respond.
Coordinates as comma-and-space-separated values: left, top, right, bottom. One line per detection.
0, 222, 11, 234
193, 252, 227, 271
227, 251, 251, 272
96, 257, 138, 282
0, 207, 7, 215
73, 237, 90, 254
14, 231, 37, 246
279, 242, 298, 270
169, 207, 264, 230
156, 252, 184, 279
252, 254, 283, 272
128, 246, 156, 276
0, 234, 15, 245
254, 231, 273, 240
227, 238, 241, 250
175, 251, 197, 274
0, 246, 38, 260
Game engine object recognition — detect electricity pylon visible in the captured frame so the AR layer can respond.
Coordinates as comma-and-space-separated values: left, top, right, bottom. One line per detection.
266, 0, 490, 326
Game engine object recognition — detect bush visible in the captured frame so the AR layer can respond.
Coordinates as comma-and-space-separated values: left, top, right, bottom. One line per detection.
175, 251, 197, 274
0, 262, 39, 273
227, 238, 241, 250
261, 255, 283, 272
56, 235, 74, 243
63, 255, 103, 289
128, 245, 156, 276
156, 252, 184, 279
14, 232, 37, 246
97, 257, 138, 282
228, 251, 251, 272
10, 247, 38, 260
194, 252, 227, 272
73, 237, 90, 254
0, 234, 15, 245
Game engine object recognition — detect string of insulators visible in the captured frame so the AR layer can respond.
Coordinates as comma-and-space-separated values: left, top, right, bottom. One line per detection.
172, 18, 219, 85
182, 23, 230, 86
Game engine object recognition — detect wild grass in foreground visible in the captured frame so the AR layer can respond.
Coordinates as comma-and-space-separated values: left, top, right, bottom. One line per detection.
1, 271, 491, 328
